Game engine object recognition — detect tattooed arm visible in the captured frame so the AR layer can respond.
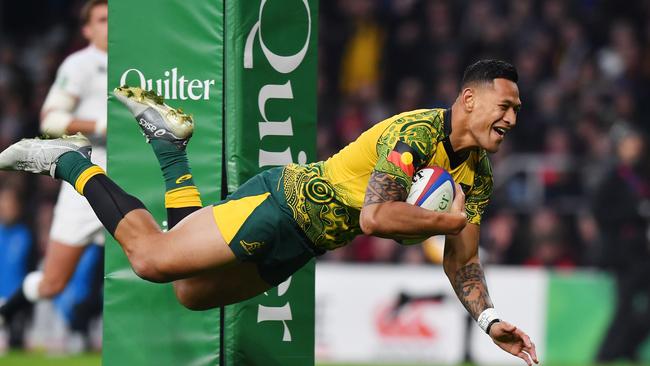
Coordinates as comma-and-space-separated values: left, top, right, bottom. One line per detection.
359, 171, 467, 238
443, 223, 492, 319
444, 223, 539, 365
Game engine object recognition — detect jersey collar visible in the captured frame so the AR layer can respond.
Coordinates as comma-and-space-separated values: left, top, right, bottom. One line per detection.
442, 108, 470, 169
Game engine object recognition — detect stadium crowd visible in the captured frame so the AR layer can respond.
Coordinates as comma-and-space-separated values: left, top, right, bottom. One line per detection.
317, 0, 650, 269
0, 0, 649, 356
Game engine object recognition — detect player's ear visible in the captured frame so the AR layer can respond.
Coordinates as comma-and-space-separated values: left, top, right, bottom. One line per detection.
82, 24, 92, 41
461, 87, 475, 112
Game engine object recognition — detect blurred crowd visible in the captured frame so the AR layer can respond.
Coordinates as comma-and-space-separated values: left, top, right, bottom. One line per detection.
317, 0, 650, 270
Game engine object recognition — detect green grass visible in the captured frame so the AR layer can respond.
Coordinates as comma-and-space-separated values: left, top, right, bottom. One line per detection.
0, 351, 101, 366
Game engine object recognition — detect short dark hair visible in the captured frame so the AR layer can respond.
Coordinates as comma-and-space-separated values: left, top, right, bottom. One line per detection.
80, 0, 107, 25
461, 59, 518, 87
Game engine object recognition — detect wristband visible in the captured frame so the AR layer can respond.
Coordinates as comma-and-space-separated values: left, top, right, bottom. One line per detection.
486, 319, 501, 335
477, 308, 500, 334
95, 116, 107, 136
23, 271, 44, 302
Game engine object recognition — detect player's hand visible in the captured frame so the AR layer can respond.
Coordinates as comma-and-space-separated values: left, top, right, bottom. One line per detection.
489, 321, 538, 366
450, 183, 466, 218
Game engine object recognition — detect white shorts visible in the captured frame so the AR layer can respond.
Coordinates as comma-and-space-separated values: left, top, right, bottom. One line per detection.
49, 147, 106, 247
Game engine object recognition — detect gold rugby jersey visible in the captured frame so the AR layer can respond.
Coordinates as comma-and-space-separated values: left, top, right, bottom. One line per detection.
281, 108, 493, 251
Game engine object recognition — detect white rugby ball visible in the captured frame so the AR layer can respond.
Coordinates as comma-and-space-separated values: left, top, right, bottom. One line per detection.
402, 166, 455, 245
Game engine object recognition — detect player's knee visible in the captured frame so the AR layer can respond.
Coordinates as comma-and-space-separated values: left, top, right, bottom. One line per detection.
173, 283, 214, 311
39, 276, 68, 298
130, 256, 169, 283
131, 261, 167, 283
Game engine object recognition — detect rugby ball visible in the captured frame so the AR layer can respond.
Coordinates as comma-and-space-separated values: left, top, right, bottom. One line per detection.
401, 166, 455, 245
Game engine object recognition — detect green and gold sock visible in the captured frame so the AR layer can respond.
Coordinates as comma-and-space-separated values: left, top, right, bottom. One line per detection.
149, 139, 203, 212
150, 140, 195, 190
54, 151, 105, 194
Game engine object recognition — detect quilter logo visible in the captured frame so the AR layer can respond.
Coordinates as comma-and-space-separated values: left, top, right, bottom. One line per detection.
258, 276, 293, 342
119, 67, 216, 100
244, 0, 312, 168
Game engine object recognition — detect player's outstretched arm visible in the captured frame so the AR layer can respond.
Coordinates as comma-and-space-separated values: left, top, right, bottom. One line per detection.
444, 224, 538, 365
360, 171, 467, 238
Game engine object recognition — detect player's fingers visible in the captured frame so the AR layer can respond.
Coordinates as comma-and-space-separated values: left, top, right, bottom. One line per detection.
529, 342, 539, 364
517, 351, 532, 366
456, 182, 464, 193
516, 330, 532, 347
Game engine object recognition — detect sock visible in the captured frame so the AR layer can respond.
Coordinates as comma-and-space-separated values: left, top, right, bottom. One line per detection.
150, 140, 196, 191
83, 174, 147, 236
54, 151, 99, 191
167, 206, 200, 229
54, 151, 148, 236
150, 140, 203, 228
0, 288, 30, 322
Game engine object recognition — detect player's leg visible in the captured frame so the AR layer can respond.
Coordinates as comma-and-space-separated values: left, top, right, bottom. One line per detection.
37, 182, 106, 298
156, 206, 271, 309
0, 134, 233, 279
0, 186, 92, 323
112, 86, 271, 306
38, 241, 86, 297
0, 242, 84, 324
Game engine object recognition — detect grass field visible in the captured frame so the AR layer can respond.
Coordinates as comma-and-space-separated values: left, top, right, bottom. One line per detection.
0, 351, 101, 366
0, 353, 647, 366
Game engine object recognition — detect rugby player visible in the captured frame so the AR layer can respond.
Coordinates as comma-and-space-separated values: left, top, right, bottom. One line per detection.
0, 0, 107, 347
0, 60, 538, 365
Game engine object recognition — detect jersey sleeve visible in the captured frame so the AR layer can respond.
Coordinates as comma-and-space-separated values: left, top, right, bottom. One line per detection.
52, 55, 85, 97
465, 151, 493, 225
374, 115, 441, 192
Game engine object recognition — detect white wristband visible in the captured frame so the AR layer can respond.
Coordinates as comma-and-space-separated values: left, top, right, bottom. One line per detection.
95, 116, 107, 136
477, 308, 500, 334
22, 271, 44, 302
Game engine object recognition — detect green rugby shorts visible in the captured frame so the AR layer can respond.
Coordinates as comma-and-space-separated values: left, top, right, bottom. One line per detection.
211, 167, 322, 286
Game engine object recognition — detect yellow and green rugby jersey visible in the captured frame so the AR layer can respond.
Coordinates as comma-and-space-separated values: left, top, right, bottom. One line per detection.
281, 108, 493, 251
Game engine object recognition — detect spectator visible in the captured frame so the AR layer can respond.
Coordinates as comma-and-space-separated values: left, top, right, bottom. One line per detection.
0, 184, 35, 349
593, 127, 650, 362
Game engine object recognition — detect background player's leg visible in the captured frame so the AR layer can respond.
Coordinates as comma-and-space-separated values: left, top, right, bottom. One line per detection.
0, 241, 84, 323
38, 241, 85, 297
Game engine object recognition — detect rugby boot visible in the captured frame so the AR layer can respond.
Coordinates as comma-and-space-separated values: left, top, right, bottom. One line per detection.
113, 86, 194, 150
0, 134, 91, 178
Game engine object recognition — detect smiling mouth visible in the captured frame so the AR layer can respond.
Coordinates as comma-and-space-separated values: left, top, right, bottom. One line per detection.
493, 127, 507, 137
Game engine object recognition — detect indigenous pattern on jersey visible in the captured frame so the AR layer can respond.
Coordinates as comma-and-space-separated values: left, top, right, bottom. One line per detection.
282, 164, 362, 250
282, 109, 493, 251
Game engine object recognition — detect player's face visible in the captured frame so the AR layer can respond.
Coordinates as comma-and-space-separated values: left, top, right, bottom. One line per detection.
83, 4, 108, 52
468, 78, 521, 153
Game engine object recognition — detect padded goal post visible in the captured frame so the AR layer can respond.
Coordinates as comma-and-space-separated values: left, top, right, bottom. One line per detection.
223, 1, 317, 365
106, 1, 317, 365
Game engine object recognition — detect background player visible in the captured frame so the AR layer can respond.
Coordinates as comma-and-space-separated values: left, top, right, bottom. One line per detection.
0, 60, 537, 365
0, 0, 107, 349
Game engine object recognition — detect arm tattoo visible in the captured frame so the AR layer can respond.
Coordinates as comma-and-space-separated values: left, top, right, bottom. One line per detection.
364, 171, 407, 205
452, 263, 494, 320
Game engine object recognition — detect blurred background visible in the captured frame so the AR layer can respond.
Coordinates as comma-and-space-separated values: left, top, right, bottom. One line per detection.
0, 0, 649, 364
